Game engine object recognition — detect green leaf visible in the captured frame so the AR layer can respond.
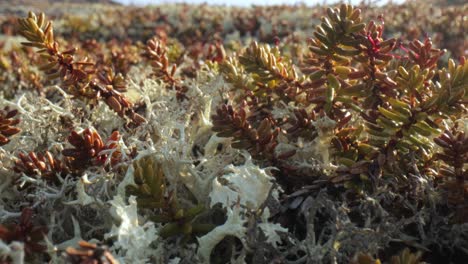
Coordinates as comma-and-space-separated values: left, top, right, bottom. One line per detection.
378, 107, 408, 123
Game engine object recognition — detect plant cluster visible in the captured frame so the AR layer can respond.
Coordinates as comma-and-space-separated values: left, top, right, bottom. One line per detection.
16, 12, 145, 126
0, 208, 47, 262
0, 107, 20, 147
65, 240, 118, 264
0, 1, 466, 264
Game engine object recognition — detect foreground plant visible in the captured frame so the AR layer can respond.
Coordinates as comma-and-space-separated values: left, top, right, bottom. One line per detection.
65, 240, 119, 264
17, 12, 145, 126
0, 107, 20, 146
211, 3, 467, 262
0, 208, 46, 260
215, 3, 468, 194
126, 156, 215, 241
433, 126, 468, 222
144, 37, 189, 100
62, 129, 123, 171
13, 151, 69, 184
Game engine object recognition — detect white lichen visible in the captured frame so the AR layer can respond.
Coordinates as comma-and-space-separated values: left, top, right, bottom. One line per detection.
197, 205, 247, 263
209, 153, 277, 210
258, 208, 288, 247
0, 241, 25, 264
105, 196, 159, 264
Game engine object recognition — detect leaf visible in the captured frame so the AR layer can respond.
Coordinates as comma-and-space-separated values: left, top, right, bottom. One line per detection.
378, 107, 408, 123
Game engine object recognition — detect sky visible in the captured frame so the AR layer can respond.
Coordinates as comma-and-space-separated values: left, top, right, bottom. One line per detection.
114, 0, 407, 6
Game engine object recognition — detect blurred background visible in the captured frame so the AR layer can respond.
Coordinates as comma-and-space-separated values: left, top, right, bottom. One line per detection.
115, 0, 407, 6
0, 0, 464, 58
1, 0, 464, 6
